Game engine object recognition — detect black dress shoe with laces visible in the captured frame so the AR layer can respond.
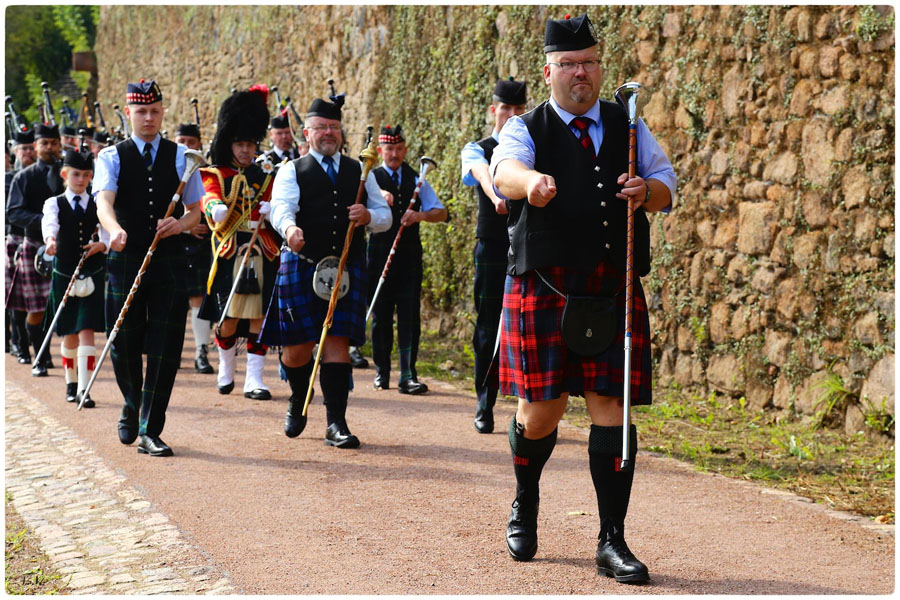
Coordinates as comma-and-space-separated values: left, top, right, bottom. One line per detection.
80, 394, 95, 409
595, 523, 649, 583
118, 408, 139, 445
137, 435, 174, 457
16, 352, 30, 364
31, 362, 48, 377
244, 388, 272, 400
324, 422, 360, 449
474, 406, 494, 433
217, 381, 234, 395
66, 382, 78, 403
284, 396, 306, 438
194, 344, 214, 374
373, 374, 389, 390
506, 497, 539, 561
398, 379, 428, 395
349, 347, 369, 369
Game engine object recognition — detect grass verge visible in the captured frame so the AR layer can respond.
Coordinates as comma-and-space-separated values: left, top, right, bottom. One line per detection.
5, 492, 68, 595
412, 330, 895, 523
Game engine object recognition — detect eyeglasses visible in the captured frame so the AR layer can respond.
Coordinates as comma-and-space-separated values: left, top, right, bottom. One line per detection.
307, 124, 342, 133
547, 59, 601, 74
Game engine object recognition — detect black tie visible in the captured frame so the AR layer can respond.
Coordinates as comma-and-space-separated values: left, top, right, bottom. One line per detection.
391, 170, 399, 188
323, 155, 337, 186
142, 144, 153, 172
47, 162, 62, 194
72, 196, 84, 219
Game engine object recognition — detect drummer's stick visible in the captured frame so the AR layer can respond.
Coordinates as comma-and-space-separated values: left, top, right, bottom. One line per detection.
295, 127, 378, 435
613, 81, 650, 471
33, 226, 100, 368
365, 156, 437, 323
78, 149, 205, 409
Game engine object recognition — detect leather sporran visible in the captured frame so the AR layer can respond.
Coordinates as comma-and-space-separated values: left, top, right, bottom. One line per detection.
560, 295, 617, 356
312, 256, 349, 301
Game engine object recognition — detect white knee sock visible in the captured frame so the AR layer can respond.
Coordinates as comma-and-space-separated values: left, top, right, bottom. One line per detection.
61, 343, 77, 384
218, 345, 236, 387
191, 306, 211, 357
76, 345, 96, 394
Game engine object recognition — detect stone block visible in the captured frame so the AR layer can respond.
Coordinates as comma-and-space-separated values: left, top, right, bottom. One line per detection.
746, 379, 774, 410
773, 374, 792, 410
854, 312, 882, 346
792, 231, 825, 269
819, 45, 841, 77
794, 370, 830, 415
707, 353, 744, 394
763, 151, 798, 184
860, 354, 894, 414
801, 191, 830, 228
801, 119, 835, 187
844, 402, 866, 435
764, 329, 793, 367
737, 201, 778, 255
710, 302, 731, 344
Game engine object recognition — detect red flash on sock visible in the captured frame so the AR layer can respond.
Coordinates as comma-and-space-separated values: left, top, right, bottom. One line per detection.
614, 457, 623, 472
62, 357, 74, 369
87, 356, 95, 370
513, 455, 530, 466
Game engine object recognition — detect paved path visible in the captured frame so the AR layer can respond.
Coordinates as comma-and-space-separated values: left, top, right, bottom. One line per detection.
3, 335, 894, 594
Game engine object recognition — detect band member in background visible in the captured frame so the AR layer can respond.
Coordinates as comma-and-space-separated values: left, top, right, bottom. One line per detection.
265, 114, 303, 163
61, 124, 78, 151
41, 149, 108, 408
368, 125, 447, 395
199, 86, 280, 400
491, 14, 676, 581
461, 77, 527, 433
89, 130, 111, 157
7, 122, 63, 376
12, 128, 36, 169
93, 79, 204, 457
6, 128, 36, 361
175, 121, 215, 374
263, 94, 391, 448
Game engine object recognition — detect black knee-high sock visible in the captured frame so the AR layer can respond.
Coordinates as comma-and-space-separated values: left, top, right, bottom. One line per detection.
320, 362, 351, 426
508, 416, 558, 505
281, 357, 313, 398
589, 424, 637, 532
26, 322, 44, 361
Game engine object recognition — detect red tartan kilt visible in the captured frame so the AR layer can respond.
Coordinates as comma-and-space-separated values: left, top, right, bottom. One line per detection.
499, 263, 652, 404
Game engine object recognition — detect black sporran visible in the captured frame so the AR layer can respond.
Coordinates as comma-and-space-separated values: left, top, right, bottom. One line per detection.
560, 295, 617, 356
236, 260, 261, 294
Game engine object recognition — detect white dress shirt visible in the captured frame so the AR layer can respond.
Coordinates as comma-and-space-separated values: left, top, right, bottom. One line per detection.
42, 187, 111, 250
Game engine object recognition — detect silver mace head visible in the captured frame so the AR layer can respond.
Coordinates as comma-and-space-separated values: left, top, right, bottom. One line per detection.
614, 82, 651, 124
419, 156, 438, 175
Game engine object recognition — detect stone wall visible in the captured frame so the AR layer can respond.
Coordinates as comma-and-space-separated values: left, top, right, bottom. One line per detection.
94, 6, 895, 429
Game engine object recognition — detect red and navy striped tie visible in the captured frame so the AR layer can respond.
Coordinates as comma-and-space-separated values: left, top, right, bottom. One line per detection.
571, 116, 596, 161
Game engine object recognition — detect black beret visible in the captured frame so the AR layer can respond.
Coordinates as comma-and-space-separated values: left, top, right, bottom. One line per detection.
175, 123, 201, 139
493, 77, 527, 105
91, 131, 110, 144
126, 79, 163, 104
307, 95, 344, 121
544, 13, 598, 53
34, 122, 60, 140
270, 114, 289, 129
13, 129, 34, 145
63, 149, 93, 171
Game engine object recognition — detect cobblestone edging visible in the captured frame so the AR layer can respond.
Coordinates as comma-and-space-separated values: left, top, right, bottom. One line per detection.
4, 382, 236, 594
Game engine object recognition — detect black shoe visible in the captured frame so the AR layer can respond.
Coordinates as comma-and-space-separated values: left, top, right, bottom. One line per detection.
244, 388, 272, 400
349, 347, 369, 369
595, 523, 649, 583
474, 406, 494, 433
16, 351, 30, 364
80, 394, 95, 409
65, 382, 78, 403
31, 362, 47, 377
117, 409, 138, 445
398, 379, 428, 395
373, 374, 389, 390
41, 355, 53, 369
506, 497, 539, 561
325, 422, 360, 449
284, 395, 306, 438
137, 435, 174, 457
194, 345, 214, 374
217, 381, 234, 395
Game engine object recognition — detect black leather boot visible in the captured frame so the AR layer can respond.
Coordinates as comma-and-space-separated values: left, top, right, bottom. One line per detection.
595, 521, 649, 583
505, 418, 557, 561
282, 359, 314, 438
321, 363, 359, 448
474, 388, 496, 433
506, 495, 539, 561
26, 322, 47, 376
194, 344, 214, 374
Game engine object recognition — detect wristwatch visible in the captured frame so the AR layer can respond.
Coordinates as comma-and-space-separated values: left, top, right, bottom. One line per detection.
644, 183, 651, 205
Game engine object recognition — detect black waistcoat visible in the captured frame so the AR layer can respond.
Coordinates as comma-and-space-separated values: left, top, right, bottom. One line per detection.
114, 138, 183, 257
7, 161, 62, 240
474, 136, 509, 243
508, 100, 650, 276
293, 153, 366, 263
54, 195, 104, 274
371, 163, 420, 247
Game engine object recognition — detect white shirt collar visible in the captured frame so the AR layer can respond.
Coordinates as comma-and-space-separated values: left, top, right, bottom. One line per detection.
64, 187, 89, 208
548, 96, 601, 126
309, 148, 340, 172
131, 132, 161, 153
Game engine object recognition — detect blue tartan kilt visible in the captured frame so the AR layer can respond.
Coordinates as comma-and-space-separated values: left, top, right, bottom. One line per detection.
259, 249, 368, 348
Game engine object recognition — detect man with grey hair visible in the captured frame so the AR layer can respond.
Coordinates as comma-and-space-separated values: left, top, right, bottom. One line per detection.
491, 13, 676, 582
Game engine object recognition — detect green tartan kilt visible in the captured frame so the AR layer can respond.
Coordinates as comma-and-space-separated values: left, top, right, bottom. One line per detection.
45, 265, 106, 335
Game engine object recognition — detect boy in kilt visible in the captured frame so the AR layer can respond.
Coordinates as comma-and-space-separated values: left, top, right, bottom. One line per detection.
6, 123, 64, 376
490, 14, 676, 581
262, 94, 391, 449
198, 87, 280, 400
174, 122, 215, 374
460, 77, 528, 433
368, 125, 447, 395
40, 149, 108, 408
94, 79, 204, 457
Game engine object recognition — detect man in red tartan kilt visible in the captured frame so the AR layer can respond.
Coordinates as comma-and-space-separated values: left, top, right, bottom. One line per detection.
491, 14, 676, 582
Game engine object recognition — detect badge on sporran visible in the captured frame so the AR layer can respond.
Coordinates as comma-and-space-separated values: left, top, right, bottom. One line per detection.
313, 256, 349, 301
